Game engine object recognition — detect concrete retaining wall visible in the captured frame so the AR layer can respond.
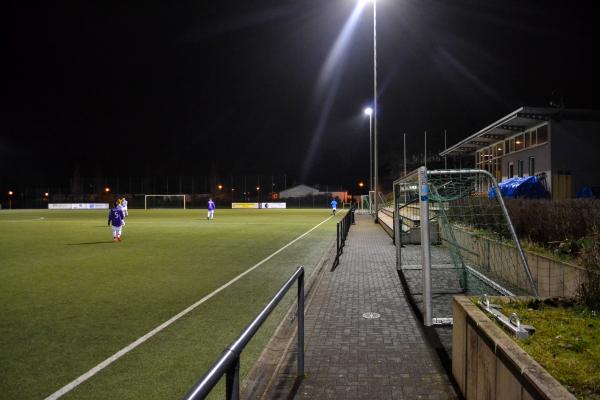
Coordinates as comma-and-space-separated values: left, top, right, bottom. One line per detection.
452, 296, 576, 400
448, 226, 586, 297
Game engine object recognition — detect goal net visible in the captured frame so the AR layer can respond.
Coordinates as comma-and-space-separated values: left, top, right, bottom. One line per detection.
356, 195, 371, 214
393, 167, 537, 326
144, 195, 187, 210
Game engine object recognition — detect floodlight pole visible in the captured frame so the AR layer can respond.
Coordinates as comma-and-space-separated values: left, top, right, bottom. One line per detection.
372, 0, 379, 224
444, 129, 447, 169
369, 111, 373, 193
403, 133, 407, 177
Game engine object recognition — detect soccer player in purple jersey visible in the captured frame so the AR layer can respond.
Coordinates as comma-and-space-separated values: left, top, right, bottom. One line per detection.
207, 198, 216, 220
108, 201, 125, 241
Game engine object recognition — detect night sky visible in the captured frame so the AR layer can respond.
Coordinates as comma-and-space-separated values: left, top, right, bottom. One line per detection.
4, 0, 599, 190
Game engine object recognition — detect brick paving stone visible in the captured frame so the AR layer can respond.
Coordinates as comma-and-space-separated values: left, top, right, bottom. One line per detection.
263, 214, 458, 399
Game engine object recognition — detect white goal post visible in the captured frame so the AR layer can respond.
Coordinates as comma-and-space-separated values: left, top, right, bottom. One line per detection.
144, 194, 187, 210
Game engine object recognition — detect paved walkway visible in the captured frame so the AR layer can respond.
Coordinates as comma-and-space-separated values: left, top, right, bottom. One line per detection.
265, 214, 458, 399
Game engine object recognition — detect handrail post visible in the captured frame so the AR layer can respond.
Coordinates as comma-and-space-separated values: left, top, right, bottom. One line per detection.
336, 223, 340, 257
225, 356, 240, 400
297, 270, 305, 377
342, 218, 345, 249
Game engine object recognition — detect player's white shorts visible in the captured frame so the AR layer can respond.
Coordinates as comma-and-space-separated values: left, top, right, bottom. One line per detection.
122, 206, 128, 216
208, 210, 214, 219
111, 225, 122, 238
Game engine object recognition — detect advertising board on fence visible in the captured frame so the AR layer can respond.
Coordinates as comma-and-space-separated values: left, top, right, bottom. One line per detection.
259, 202, 286, 209
231, 203, 259, 209
231, 202, 287, 209
49, 203, 109, 210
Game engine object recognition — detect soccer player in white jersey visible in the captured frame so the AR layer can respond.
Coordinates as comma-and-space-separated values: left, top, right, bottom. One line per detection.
121, 197, 128, 217
116, 198, 125, 226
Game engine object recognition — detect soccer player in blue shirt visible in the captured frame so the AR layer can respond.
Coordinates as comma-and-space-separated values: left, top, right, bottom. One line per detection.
108, 201, 125, 241
207, 198, 216, 220
331, 199, 337, 215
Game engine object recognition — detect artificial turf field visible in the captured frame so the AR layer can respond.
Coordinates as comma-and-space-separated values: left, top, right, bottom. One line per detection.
0, 208, 342, 399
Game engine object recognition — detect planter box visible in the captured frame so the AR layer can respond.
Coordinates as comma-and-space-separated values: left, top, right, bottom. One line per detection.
452, 295, 576, 400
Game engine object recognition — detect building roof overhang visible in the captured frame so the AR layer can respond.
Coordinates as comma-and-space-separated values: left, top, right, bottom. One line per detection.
440, 106, 600, 157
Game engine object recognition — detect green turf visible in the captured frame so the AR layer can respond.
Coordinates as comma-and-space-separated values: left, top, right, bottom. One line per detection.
0, 208, 341, 399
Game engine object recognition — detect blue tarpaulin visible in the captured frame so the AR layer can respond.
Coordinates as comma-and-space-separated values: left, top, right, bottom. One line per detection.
488, 176, 548, 199
576, 186, 596, 198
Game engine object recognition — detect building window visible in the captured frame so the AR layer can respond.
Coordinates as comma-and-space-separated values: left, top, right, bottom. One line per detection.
537, 125, 548, 143
529, 157, 535, 176
505, 140, 510, 154
515, 134, 524, 151
496, 142, 504, 155
524, 131, 531, 148
508, 162, 514, 178
510, 138, 515, 153
518, 160, 524, 177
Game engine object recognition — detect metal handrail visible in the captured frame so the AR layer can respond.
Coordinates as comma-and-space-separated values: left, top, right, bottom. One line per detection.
183, 266, 305, 400
332, 209, 354, 270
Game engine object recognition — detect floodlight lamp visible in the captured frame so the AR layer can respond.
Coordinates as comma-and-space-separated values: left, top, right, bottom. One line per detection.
358, 182, 365, 187
8, 190, 13, 196
104, 187, 110, 193
256, 186, 260, 191
44, 192, 49, 197
217, 184, 223, 190
364, 107, 373, 116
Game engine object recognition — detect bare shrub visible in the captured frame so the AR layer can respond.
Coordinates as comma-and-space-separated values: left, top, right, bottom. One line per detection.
578, 228, 600, 310
505, 199, 600, 246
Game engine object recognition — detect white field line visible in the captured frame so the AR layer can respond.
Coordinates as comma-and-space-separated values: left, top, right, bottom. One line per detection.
44, 215, 334, 400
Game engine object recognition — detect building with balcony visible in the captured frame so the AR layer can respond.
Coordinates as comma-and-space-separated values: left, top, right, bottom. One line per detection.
440, 107, 600, 199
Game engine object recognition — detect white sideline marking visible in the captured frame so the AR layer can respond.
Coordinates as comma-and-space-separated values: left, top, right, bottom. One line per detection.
44, 215, 333, 400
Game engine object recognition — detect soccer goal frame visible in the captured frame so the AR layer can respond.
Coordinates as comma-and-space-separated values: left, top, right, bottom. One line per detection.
393, 167, 537, 327
144, 194, 187, 210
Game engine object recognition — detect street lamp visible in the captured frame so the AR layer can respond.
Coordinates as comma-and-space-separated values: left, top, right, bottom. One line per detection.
8, 190, 13, 210
363, 107, 373, 194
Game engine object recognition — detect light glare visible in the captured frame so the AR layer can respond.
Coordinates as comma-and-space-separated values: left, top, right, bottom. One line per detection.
364, 107, 373, 116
